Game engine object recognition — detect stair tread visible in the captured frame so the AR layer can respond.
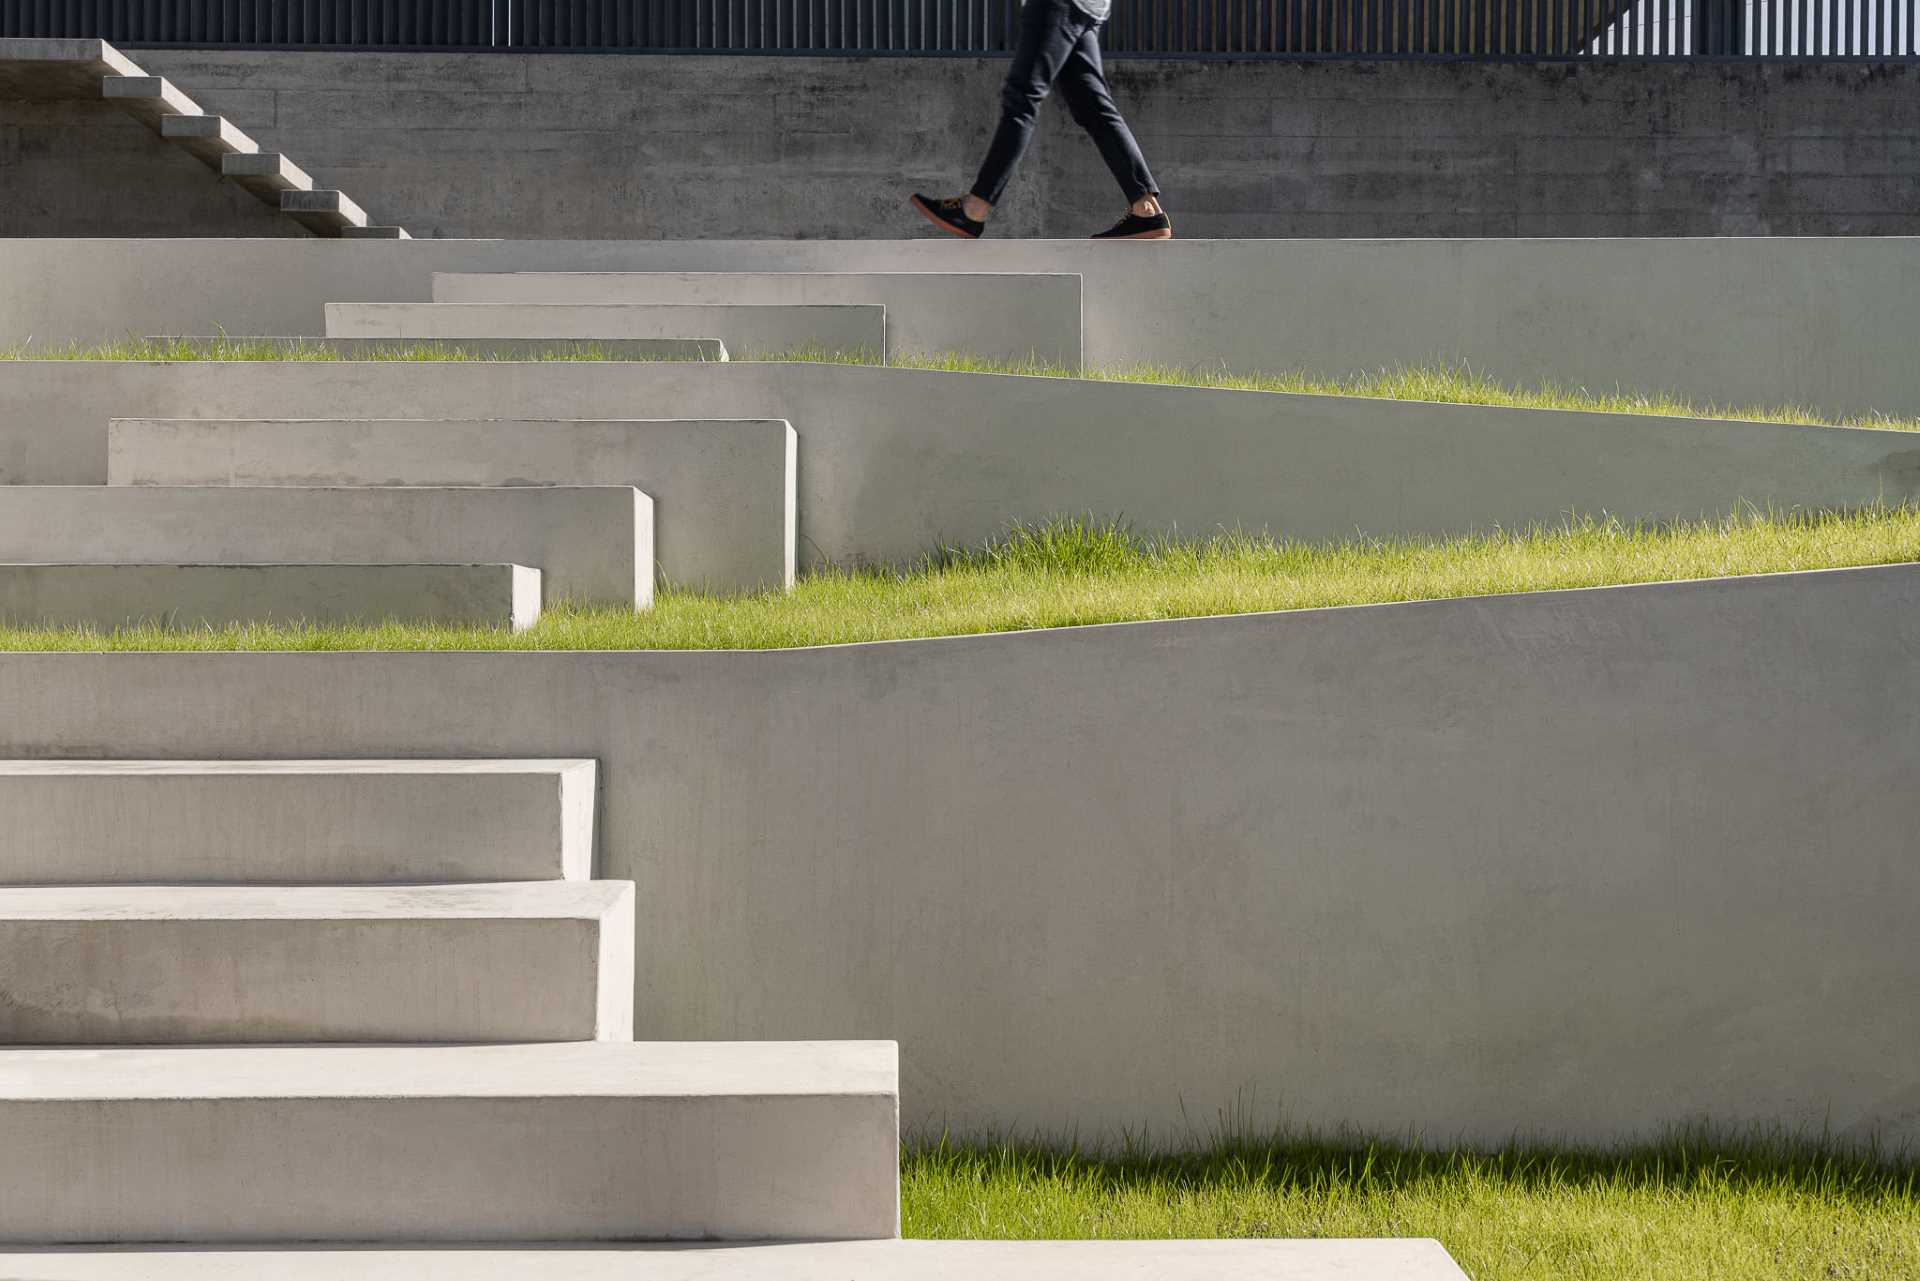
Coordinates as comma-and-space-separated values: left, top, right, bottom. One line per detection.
0, 881, 630, 921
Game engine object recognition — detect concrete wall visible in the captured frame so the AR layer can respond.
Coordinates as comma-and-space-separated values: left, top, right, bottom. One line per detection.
1, 563, 1914, 1147
5, 53, 1920, 239
5, 236, 1919, 418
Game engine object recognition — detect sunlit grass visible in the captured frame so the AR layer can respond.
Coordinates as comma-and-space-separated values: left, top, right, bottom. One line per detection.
3, 507, 1915, 652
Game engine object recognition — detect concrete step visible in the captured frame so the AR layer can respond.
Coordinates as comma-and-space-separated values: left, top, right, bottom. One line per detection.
326, 302, 885, 360
159, 113, 260, 168
0, 881, 634, 1044
109, 419, 796, 595
222, 151, 315, 201
145, 334, 727, 361
341, 226, 413, 239
433, 271, 1085, 366
0, 38, 143, 100
0, 561, 541, 631
283, 189, 370, 236
0, 758, 595, 886
0, 1041, 899, 1242
0, 1240, 1472, 1279
99, 74, 200, 131
0, 486, 651, 610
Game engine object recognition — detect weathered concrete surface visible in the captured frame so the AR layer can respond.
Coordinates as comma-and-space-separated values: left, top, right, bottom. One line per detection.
109, 418, 796, 594
0, 1240, 1471, 1280
0, 561, 542, 630
6, 52, 1918, 238
0, 758, 596, 885
326, 301, 885, 359
0, 881, 635, 1044
433, 272, 1084, 366
0, 1041, 901, 1241
9, 361, 1917, 569
0, 484, 653, 608
0, 566, 1912, 1147
4, 238, 1918, 418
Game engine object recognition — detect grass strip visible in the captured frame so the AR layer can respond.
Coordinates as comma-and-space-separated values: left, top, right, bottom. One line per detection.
1, 508, 1915, 652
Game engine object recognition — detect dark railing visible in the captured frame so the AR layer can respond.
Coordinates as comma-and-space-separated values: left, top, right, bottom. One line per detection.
4, 0, 1915, 54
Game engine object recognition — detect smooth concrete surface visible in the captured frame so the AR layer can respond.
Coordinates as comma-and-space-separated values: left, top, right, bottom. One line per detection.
0, 759, 596, 885
159, 113, 259, 166
0, 881, 635, 1044
0, 1240, 1471, 1280
2, 238, 1916, 418
148, 334, 729, 360
0, 39, 140, 99
325, 302, 885, 359
432, 272, 1084, 366
0, 561, 542, 630
9, 361, 1917, 568
0, 1041, 901, 1241
99, 75, 199, 131
0, 566, 1912, 1147
109, 419, 797, 594
0, 485, 653, 608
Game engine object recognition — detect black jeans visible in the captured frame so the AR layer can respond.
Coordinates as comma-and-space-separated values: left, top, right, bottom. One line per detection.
970, 0, 1159, 207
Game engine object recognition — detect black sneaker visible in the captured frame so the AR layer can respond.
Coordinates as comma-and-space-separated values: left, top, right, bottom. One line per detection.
911, 193, 985, 240
1092, 210, 1174, 240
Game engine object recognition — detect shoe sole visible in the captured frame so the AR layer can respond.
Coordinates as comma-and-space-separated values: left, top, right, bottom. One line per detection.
910, 196, 980, 240
1094, 228, 1175, 240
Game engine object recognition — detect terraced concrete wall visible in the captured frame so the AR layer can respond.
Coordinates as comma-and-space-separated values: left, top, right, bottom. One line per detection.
3, 564, 1915, 1147
5, 54, 1919, 239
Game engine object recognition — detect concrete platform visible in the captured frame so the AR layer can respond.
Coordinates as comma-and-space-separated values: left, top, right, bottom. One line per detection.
432, 271, 1083, 366
0, 38, 142, 99
0, 1041, 900, 1242
0, 759, 596, 885
0, 562, 541, 630
148, 335, 728, 360
0, 881, 635, 1044
0, 1240, 1472, 1279
109, 419, 796, 594
326, 302, 885, 359
0, 486, 652, 609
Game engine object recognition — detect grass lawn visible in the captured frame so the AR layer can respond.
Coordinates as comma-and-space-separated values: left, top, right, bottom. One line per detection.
1, 507, 1916, 652
902, 1135, 1919, 1281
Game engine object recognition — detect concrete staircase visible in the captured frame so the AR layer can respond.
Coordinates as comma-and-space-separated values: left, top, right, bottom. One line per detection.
0, 38, 404, 238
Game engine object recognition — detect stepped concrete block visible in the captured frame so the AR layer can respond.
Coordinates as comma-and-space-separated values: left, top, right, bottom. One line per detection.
0, 1041, 900, 1242
341, 226, 412, 239
0, 881, 634, 1044
144, 334, 727, 360
110, 418, 795, 595
0, 759, 596, 886
0, 1240, 1471, 1279
282, 189, 370, 235
222, 151, 314, 200
0, 38, 142, 99
434, 271, 1084, 366
0, 486, 651, 609
160, 113, 260, 167
326, 302, 885, 359
100, 75, 201, 131
0, 562, 541, 631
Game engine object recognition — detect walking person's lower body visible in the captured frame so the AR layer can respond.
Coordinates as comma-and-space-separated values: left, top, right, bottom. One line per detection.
911, 0, 1171, 240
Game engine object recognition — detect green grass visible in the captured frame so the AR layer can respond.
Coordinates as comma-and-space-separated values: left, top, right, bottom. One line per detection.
902, 1133, 1919, 1281
2, 507, 1916, 652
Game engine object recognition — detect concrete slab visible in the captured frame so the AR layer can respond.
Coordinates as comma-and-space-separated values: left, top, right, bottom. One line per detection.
0, 562, 541, 630
159, 114, 259, 167
0, 881, 634, 1044
0, 1041, 900, 1241
0, 486, 652, 609
222, 150, 313, 198
146, 335, 728, 360
325, 302, 885, 359
342, 226, 413, 239
109, 419, 796, 594
0, 758, 596, 885
0, 1240, 1471, 1280
432, 272, 1083, 366
100, 75, 200, 132
0, 39, 143, 100
283, 189, 370, 235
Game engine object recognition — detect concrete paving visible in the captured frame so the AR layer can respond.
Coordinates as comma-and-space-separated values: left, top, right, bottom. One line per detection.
0, 561, 542, 630
0, 1041, 900, 1241
109, 418, 796, 594
0, 485, 653, 609
0, 758, 596, 885
0, 881, 635, 1044
0, 1240, 1471, 1279
431, 271, 1083, 366
325, 302, 885, 359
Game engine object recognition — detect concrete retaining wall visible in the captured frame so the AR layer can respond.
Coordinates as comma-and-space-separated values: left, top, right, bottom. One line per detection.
4, 236, 1918, 418
4, 53, 1918, 240
1, 564, 1914, 1147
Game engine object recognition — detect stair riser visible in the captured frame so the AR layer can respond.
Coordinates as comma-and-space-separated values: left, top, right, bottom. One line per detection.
325, 303, 885, 360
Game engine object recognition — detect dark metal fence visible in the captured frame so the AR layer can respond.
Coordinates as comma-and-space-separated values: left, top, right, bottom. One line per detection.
4, 0, 1915, 54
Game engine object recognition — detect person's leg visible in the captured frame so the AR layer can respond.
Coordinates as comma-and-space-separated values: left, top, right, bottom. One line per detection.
968, 0, 1084, 213
1055, 22, 1160, 209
